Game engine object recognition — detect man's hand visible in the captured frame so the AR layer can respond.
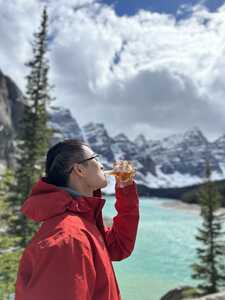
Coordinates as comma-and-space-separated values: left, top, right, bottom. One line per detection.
115, 178, 134, 188
114, 160, 136, 188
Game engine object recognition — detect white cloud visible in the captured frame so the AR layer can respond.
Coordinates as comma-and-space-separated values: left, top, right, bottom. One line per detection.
0, 0, 42, 88
0, 0, 225, 141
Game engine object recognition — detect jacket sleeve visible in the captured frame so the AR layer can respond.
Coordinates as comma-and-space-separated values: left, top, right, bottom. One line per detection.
104, 181, 139, 261
15, 234, 96, 300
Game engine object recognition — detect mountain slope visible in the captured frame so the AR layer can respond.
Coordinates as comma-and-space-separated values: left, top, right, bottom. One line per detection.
1, 69, 225, 192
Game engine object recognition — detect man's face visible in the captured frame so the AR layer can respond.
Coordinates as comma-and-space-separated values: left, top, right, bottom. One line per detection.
77, 145, 108, 190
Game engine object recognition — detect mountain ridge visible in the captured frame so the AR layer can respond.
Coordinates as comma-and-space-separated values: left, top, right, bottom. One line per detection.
1, 69, 225, 192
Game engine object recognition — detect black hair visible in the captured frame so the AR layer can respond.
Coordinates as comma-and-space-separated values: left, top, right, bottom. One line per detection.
45, 139, 90, 187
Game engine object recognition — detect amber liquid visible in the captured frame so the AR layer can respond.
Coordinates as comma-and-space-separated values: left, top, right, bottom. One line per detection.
104, 170, 134, 181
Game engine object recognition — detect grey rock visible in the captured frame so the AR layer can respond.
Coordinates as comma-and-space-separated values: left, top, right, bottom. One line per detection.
0, 70, 26, 168
83, 122, 115, 163
160, 286, 194, 300
186, 291, 225, 300
148, 127, 222, 178
48, 107, 84, 146
161, 286, 225, 300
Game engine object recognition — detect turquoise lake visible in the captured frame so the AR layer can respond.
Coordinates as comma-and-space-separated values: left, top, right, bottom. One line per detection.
102, 196, 201, 300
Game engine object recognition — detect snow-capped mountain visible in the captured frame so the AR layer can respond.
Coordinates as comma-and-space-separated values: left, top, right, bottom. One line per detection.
134, 134, 149, 149
48, 111, 225, 190
81, 120, 225, 190
83, 122, 115, 164
82, 125, 156, 187
209, 134, 225, 173
83, 123, 225, 190
1, 69, 225, 191
48, 107, 84, 145
148, 127, 222, 178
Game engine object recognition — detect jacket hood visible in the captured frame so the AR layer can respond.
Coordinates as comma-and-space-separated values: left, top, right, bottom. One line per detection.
21, 177, 106, 222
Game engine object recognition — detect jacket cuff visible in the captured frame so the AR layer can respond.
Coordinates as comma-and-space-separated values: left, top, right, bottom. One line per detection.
115, 181, 136, 194
115, 181, 139, 208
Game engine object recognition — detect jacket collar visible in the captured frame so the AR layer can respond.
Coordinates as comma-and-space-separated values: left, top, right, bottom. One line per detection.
57, 186, 81, 198
21, 177, 106, 223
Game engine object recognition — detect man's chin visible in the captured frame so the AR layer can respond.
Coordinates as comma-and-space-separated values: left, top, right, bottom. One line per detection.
100, 180, 108, 189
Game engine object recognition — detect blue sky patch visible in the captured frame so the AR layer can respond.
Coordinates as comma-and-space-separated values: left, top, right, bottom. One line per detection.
100, 0, 225, 18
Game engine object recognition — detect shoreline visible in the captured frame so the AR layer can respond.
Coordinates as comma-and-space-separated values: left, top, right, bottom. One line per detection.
160, 199, 225, 215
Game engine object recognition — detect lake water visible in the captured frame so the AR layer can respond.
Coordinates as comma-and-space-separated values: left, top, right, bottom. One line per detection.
102, 196, 201, 300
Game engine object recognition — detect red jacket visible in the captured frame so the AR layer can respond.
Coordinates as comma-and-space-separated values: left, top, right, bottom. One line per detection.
15, 177, 139, 300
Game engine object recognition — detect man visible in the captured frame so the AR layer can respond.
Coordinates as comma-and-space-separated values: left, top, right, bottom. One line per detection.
15, 139, 139, 300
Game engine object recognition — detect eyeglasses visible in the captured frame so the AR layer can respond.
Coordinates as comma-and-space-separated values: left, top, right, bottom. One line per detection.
68, 154, 99, 174
78, 154, 99, 164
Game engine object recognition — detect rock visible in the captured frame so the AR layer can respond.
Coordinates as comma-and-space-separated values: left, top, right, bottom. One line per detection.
161, 287, 225, 300
149, 127, 222, 178
83, 122, 115, 163
48, 107, 84, 146
160, 286, 198, 300
186, 291, 225, 300
0, 70, 26, 168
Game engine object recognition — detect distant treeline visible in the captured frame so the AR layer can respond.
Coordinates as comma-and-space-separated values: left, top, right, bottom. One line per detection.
133, 180, 225, 206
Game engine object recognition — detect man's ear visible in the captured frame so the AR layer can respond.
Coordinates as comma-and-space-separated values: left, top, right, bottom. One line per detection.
73, 163, 86, 177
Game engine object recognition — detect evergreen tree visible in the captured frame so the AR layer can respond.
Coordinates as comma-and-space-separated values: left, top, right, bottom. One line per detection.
8, 7, 54, 247
0, 169, 22, 300
191, 160, 225, 295
0, 7, 56, 298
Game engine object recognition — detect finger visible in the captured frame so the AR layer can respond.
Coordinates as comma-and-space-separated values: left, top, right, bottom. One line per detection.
113, 160, 135, 174
123, 160, 129, 171
115, 161, 123, 172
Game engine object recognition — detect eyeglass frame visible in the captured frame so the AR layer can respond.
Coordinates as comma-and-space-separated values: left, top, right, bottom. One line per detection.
67, 154, 99, 174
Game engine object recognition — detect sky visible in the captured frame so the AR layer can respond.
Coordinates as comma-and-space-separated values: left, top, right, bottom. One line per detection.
1, 0, 225, 142
101, 0, 224, 16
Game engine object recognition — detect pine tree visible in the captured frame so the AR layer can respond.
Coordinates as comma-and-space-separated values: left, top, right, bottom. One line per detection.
191, 160, 225, 295
0, 8, 55, 298
8, 7, 54, 247
0, 169, 22, 300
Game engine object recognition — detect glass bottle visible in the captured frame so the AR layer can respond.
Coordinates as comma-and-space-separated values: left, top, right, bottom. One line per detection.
104, 160, 135, 182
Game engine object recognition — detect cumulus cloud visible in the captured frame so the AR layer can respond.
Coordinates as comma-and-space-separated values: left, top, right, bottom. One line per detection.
0, 0, 225, 141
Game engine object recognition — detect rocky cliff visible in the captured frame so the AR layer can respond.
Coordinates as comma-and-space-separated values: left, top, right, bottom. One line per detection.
0, 69, 26, 168
160, 286, 225, 300
187, 292, 225, 300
